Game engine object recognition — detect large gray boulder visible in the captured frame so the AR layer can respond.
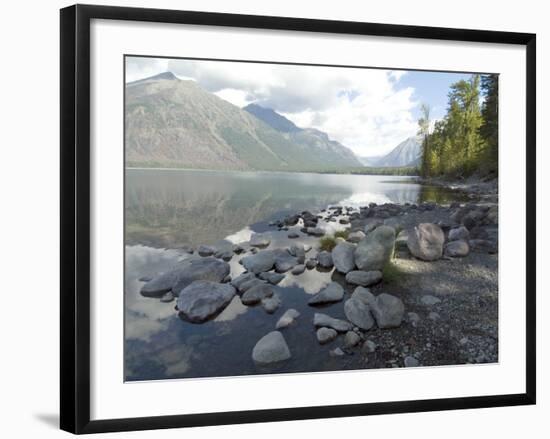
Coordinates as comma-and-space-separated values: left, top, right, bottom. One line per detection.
345, 270, 382, 287
241, 251, 275, 274
308, 282, 344, 305
197, 245, 217, 256
407, 223, 445, 261
230, 272, 257, 291
344, 298, 375, 330
141, 257, 230, 298
313, 313, 353, 332
176, 281, 236, 323
252, 331, 291, 364
354, 225, 395, 271
352, 286, 375, 305
369, 293, 405, 328
347, 230, 366, 243
332, 242, 356, 274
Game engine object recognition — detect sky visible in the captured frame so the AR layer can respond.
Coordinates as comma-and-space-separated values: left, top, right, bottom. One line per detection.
126, 56, 475, 157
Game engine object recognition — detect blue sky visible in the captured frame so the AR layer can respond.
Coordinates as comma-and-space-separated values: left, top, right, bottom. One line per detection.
126, 57, 479, 157
396, 71, 474, 121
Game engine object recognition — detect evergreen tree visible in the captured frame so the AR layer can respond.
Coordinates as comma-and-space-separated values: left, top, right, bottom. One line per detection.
479, 74, 499, 175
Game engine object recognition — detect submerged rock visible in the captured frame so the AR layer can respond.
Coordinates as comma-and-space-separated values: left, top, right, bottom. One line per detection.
230, 272, 257, 291
276, 309, 300, 329
252, 331, 291, 364
308, 282, 344, 305
313, 313, 353, 332
273, 249, 299, 273
345, 270, 382, 287
241, 283, 274, 305
176, 281, 236, 323
317, 327, 338, 344
354, 225, 395, 271
261, 294, 281, 314
332, 241, 356, 273
369, 293, 405, 329
407, 223, 444, 261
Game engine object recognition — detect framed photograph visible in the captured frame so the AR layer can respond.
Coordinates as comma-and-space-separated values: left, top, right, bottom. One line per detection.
60, 4, 536, 434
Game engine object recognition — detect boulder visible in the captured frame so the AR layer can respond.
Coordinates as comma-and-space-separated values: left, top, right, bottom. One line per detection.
305, 259, 318, 269
291, 264, 306, 275
313, 313, 353, 332
176, 281, 236, 323
369, 293, 405, 328
345, 270, 382, 287
316, 327, 338, 344
344, 298, 375, 330
407, 223, 444, 261
344, 331, 361, 347
317, 251, 334, 269
308, 282, 344, 305
276, 309, 300, 329
332, 242, 356, 273
445, 240, 470, 257
241, 283, 274, 305
230, 272, 257, 291
351, 286, 375, 305
347, 230, 366, 243
141, 257, 230, 298
289, 244, 306, 263
252, 331, 291, 364
364, 219, 383, 235
259, 271, 285, 285
249, 233, 271, 248
197, 245, 217, 257
305, 227, 325, 236
404, 356, 420, 367
448, 226, 470, 242
273, 249, 299, 273
354, 225, 396, 271
241, 251, 275, 274
239, 277, 266, 293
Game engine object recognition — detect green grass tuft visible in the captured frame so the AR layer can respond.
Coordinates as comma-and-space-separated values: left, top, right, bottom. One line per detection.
319, 236, 337, 252
333, 230, 350, 240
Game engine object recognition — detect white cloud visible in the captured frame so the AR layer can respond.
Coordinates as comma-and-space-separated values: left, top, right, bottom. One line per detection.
126, 57, 421, 156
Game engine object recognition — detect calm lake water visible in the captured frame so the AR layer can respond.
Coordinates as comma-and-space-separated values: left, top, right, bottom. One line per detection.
125, 168, 469, 381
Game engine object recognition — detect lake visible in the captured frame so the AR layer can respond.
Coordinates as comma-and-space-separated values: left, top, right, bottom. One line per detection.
125, 168, 470, 381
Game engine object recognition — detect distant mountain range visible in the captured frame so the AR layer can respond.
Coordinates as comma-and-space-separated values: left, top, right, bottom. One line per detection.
359, 136, 422, 168
125, 72, 362, 171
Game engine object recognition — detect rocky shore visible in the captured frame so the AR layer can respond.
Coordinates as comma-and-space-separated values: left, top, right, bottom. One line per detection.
138, 193, 499, 370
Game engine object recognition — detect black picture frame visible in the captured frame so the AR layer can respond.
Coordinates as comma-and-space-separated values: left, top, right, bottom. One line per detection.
60, 4, 536, 434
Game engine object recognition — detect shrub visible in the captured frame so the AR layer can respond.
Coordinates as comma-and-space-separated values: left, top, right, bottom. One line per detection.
333, 230, 350, 240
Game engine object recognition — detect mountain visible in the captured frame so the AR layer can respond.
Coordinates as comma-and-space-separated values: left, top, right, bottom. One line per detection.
243, 104, 362, 167
125, 73, 361, 171
364, 136, 422, 168
357, 155, 383, 167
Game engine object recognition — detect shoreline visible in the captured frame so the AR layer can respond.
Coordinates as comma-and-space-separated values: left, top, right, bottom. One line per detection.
128, 193, 499, 379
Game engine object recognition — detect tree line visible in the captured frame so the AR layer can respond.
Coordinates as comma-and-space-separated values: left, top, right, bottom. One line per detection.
419, 74, 498, 179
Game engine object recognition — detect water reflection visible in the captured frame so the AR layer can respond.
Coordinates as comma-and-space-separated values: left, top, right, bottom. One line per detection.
125, 169, 424, 248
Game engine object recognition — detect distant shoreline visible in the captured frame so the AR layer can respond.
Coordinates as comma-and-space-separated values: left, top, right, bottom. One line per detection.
125, 166, 420, 177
